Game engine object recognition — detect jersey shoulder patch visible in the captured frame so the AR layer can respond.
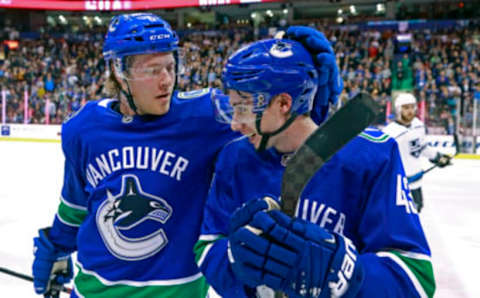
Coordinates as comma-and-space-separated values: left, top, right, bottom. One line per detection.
358, 128, 391, 143
177, 88, 211, 100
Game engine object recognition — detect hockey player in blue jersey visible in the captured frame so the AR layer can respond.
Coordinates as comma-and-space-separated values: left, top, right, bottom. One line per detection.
30, 14, 343, 297
194, 37, 436, 297
30, 13, 238, 297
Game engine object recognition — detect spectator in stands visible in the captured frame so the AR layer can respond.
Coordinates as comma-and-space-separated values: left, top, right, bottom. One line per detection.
1, 20, 478, 134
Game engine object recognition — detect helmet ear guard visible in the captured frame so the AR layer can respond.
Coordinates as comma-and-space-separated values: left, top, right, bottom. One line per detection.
111, 57, 129, 81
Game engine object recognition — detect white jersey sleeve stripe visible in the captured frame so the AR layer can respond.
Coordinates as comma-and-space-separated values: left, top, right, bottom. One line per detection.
60, 196, 88, 211
196, 243, 214, 268
394, 249, 431, 261
199, 234, 222, 241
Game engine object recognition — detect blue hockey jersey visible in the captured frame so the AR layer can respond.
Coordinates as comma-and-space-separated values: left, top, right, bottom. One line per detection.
195, 128, 435, 298
48, 88, 239, 297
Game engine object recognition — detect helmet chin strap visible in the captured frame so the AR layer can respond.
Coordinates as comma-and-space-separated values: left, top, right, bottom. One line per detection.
120, 79, 138, 114
255, 112, 297, 152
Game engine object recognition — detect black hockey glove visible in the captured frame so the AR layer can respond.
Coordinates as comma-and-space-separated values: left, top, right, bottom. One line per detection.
430, 153, 452, 168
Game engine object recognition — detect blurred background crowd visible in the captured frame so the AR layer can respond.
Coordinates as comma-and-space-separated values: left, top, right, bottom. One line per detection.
1, 7, 479, 135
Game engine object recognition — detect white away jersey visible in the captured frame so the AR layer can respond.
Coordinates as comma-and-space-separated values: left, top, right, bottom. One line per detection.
383, 117, 437, 188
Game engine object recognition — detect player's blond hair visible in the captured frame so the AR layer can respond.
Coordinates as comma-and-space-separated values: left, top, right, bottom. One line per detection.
104, 70, 121, 98
103, 56, 135, 98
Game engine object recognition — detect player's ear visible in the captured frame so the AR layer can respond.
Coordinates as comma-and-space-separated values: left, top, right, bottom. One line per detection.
275, 93, 292, 115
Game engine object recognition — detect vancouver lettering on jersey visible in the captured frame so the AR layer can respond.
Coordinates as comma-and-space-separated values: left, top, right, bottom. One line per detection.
86, 146, 190, 187
295, 199, 346, 235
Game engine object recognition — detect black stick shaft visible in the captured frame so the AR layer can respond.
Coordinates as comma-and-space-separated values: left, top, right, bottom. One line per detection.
0, 266, 71, 294
281, 93, 380, 216
0, 266, 33, 282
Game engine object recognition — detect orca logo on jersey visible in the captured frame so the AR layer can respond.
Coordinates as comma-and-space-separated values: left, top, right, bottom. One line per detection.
96, 174, 173, 261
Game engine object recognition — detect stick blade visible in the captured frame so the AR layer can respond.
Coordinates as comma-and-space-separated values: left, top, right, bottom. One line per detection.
281, 93, 381, 216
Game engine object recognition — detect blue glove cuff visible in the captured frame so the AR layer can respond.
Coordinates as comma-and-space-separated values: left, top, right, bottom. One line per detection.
34, 228, 70, 259
325, 234, 365, 298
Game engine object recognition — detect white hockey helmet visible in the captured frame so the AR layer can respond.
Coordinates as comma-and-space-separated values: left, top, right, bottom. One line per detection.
394, 93, 417, 117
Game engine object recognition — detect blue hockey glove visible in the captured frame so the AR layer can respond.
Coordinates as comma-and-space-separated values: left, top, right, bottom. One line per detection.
228, 197, 282, 288
286, 26, 343, 124
228, 196, 280, 236
430, 153, 452, 168
32, 228, 73, 296
230, 208, 364, 298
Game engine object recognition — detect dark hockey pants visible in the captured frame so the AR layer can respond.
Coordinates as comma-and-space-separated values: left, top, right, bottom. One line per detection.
411, 188, 424, 213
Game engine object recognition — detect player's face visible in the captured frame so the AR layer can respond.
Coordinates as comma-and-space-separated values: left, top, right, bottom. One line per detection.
228, 90, 259, 146
127, 52, 176, 116
228, 90, 288, 150
400, 103, 416, 124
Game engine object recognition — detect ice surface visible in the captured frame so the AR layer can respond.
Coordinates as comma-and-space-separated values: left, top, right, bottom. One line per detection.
0, 141, 478, 297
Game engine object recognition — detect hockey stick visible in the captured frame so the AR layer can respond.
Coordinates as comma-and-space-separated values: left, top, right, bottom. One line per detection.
0, 266, 72, 295
281, 92, 381, 216
270, 93, 380, 298
421, 133, 460, 176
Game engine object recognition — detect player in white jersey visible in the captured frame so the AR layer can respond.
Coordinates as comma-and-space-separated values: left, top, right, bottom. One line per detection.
383, 93, 451, 212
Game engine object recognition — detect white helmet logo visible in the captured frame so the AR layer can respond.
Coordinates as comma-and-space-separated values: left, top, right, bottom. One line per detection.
109, 18, 120, 32
269, 42, 293, 58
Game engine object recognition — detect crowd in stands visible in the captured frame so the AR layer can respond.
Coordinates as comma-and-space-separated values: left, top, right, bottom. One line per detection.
410, 26, 480, 134
0, 25, 106, 124
1, 21, 479, 133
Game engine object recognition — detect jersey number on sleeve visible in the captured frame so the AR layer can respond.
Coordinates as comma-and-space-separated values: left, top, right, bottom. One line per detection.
396, 174, 418, 214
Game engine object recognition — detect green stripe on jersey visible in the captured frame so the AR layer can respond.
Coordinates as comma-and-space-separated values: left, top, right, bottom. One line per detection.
359, 132, 390, 143
194, 235, 223, 264
392, 251, 436, 298
378, 251, 435, 298
74, 265, 209, 298
57, 201, 87, 226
